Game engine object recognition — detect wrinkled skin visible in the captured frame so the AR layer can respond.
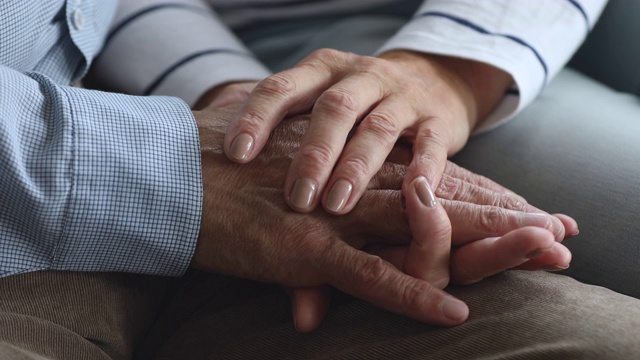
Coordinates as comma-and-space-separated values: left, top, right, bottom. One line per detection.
192, 104, 576, 330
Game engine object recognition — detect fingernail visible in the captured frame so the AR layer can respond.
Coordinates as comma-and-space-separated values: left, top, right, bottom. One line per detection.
543, 264, 570, 271
290, 178, 317, 210
325, 179, 353, 213
567, 229, 580, 238
526, 246, 552, 259
414, 177, 437, 208
229, 133, 253, 161
441, 297, 468, 322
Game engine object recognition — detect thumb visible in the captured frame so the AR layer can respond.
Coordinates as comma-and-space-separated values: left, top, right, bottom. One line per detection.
286, 286, 331, 333
403, 176, 452, 288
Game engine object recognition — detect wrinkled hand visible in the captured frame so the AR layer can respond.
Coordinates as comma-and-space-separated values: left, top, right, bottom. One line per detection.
289, 157, 578, 332
194, 81, 258, 110
223, 49, 512, 216
193, 105, 465, 326
192, 104, 575, 330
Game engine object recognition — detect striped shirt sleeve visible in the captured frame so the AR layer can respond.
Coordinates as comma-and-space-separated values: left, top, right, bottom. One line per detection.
376, 0, 608, 132
90, 0, 271, 107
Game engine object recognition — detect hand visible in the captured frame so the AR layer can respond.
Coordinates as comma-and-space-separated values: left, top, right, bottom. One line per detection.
193, 81, 259, 110
289, 150, 578, 332
193, 105, 573, 329
223, 49, 512, 216
193, 105, 465, 327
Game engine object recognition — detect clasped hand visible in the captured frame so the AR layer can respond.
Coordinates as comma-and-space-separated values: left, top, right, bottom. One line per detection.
192, 104, 576, 332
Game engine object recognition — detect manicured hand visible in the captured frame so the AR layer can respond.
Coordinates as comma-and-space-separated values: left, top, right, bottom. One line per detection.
223, 49, 512, 216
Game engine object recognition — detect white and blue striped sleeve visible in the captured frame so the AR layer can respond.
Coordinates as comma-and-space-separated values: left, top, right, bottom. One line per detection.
376, 0, 608, 132
0, 65, 202, 278
90, 0, 271, 107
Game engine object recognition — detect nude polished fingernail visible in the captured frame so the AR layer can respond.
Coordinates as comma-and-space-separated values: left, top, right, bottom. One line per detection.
441, 297, 468, 322
290, 178, 317, 210
543, 264, 570, 271
229, 133, 254, 161
414, 176, 437, 208
325, 179, 353, 213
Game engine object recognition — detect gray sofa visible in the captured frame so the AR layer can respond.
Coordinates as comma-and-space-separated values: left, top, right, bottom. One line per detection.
453, 0, 640, 299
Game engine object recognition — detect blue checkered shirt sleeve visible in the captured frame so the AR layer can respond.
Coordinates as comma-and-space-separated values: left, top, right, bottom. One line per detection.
0, 0, 202, 278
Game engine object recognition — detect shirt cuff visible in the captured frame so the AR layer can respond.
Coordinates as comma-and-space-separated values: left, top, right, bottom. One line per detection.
375, 0, 607, 133
54, 85, 202, 276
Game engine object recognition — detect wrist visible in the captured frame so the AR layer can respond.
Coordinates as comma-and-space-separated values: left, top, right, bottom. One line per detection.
379, 50, 512, 130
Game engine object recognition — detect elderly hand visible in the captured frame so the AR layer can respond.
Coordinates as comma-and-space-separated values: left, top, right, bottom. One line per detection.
222, 49, 512, 217
289, 156, 577, 332
192, 105, 575, 330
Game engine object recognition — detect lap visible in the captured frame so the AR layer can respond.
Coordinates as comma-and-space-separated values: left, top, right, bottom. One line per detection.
0, 271, 170, 360
5, 272, 640, 360
5, 270, 638, 359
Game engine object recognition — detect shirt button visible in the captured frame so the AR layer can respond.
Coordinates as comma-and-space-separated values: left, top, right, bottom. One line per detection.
72, 9, 84, 30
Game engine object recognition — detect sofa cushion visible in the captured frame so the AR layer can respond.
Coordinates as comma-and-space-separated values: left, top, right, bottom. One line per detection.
570, 0, 640, 96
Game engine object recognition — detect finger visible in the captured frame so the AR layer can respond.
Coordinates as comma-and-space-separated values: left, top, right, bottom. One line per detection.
450, 227, 556, 285
285, 74, 389, 213
320, 97, 412, 214
553, 213, 580, 239
224, 49, 350, 163
512, 242, 572, 271
348, 189, 411, 243
287, 286, 331, 333
404, 120, 449, 197
437, 174, 538, 213
442, 200, 567, 244
403, 177, 451, 288
443, 162, 528, 203
321, 240, 468, 326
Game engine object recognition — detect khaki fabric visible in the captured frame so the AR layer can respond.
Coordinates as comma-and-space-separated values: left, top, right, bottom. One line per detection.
1, 270, 639, 360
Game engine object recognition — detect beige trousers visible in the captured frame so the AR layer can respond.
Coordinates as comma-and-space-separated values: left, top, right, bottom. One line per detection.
1, 270, 639, 360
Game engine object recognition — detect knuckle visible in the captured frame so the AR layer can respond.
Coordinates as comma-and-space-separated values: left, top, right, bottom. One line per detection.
255, 74, 296, 99
298, 142, 335, 168
452, 180, 474, 202
342, 154, 372, 178
360, 112, 399, 143
479, 207, 506, 233
237, 109, 269, 133
307, 48, 349, 68
401, 282, 436, 311
356, 56, 390, 76
356, 256, 390, 289
317, 88, 359, 114
498, 194, 529, 212
436, 175, 459, 199
312, 48, 342, 60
